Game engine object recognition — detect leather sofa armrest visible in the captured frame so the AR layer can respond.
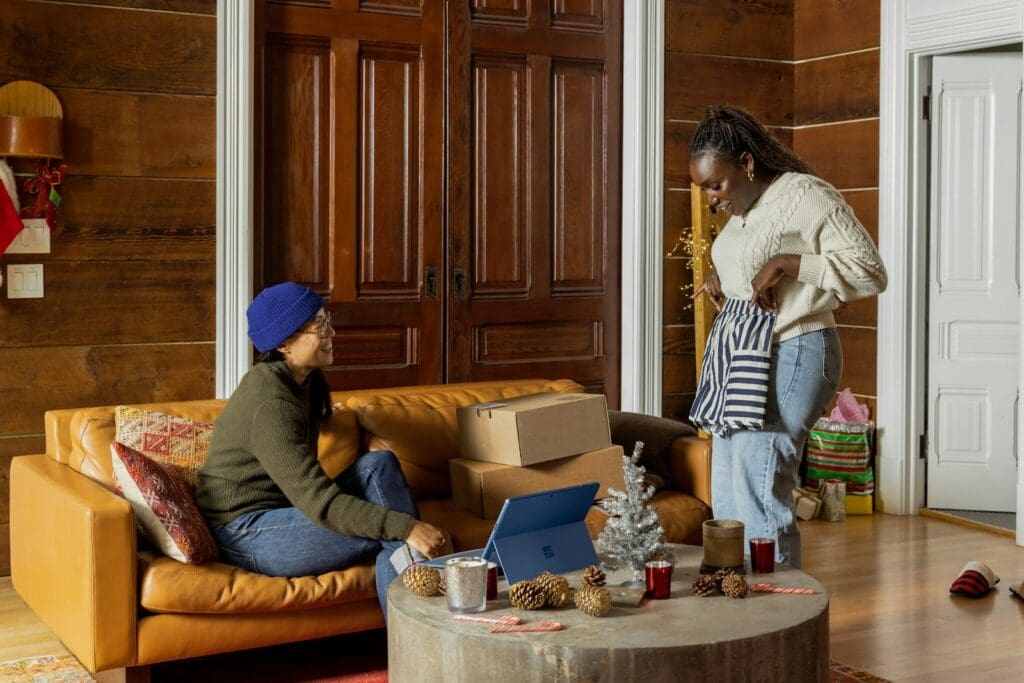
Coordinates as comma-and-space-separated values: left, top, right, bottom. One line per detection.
666, 435, 712, 509
10, 455, 137, 673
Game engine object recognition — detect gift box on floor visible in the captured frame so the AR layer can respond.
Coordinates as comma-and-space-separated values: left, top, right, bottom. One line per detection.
450, 445, 624, 519
791, 487, 823, 520
457, 392, 611, 466
845, 494, 873, 515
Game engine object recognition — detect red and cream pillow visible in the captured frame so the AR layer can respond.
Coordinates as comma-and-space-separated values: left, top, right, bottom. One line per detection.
114, 406, 214, 490
110, 441, 218, 564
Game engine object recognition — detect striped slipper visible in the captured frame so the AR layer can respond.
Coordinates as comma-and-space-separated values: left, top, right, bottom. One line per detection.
950, 560, 999, 597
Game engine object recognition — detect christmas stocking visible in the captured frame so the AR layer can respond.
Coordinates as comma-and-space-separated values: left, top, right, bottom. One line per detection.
949, 560, 999, 597
0, 158, 22, 254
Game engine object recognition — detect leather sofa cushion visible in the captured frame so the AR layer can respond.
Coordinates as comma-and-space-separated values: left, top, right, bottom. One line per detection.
342, 379, 582, 499
139, 551, 376, 614
58, 401, 360, 489
584, 490, 710, 546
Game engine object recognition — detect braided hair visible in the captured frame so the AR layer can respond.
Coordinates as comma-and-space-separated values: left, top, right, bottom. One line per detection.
689, 105, 814, 176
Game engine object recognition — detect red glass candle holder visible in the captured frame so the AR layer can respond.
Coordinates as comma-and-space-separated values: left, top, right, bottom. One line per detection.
486, 562, 498, 600
749, 537, 776, 573
645, 560, 673, 599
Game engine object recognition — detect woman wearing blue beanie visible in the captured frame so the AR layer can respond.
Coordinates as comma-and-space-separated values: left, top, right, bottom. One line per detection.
196, 282, 450, 617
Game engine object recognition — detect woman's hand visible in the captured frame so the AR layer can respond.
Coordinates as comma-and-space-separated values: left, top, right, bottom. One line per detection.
751, 255, 799, 312
692, 268, 724, 312
406, 520, 451, 559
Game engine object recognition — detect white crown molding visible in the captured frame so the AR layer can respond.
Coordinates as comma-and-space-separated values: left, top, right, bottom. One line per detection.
907, 0, 1021, 50
215, 0, 254, 398
619, 0, 665, 414
879, 0, 1023, 522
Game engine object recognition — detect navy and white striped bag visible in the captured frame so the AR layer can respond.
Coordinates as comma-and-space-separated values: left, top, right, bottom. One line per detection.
689, 298, 776, 436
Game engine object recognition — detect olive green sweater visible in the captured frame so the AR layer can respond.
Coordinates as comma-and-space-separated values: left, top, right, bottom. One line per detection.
195, 361, 414, 541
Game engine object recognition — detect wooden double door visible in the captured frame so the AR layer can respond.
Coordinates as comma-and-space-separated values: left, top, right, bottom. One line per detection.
255, 0, 621, 402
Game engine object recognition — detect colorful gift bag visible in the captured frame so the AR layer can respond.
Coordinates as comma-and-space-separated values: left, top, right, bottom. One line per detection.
804, 418, 874, 495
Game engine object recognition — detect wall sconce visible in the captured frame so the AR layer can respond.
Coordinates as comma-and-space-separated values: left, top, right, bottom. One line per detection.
0, 80, 66, 296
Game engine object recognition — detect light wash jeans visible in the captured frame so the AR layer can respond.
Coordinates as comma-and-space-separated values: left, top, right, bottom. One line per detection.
711, 328, 842, 568
210, 450, 418, 616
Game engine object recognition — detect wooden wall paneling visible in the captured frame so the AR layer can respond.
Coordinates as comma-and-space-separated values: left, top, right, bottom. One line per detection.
601, 0, 623, 406
664, 53, 794, 126
49, 178, 215, 261
552, 0, 604, 31
471, 56, 530, 297
662, 392, 696, 424
665, 0, 794, 60
836, 326, 877, 397
357, 45, 421, 299
57, 88, 216, 178
552, 60, 605, 294
263, 34, 332, 289
0, 261, 214, 347
792, 119, 879, 190
0, 1, 216, 95
664, 188, 691, 254
54, 1, 216, 14
663, 324, 696, 395
663, 257, 692, 327
794, 0, 880, 60
794, 50, 879, 126
0, 345, 214, 436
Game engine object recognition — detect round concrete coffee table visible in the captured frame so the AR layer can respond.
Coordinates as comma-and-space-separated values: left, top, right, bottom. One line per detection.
388, 544, 828, 682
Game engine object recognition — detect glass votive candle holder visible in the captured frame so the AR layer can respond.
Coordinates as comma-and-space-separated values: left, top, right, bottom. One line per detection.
749, 537, 776, 573
445, 556, 488, 614
486, 561, 498, 601
645, 560, 673, 599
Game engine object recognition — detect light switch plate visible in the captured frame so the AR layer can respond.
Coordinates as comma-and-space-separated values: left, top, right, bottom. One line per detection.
4, 219, 50, 254
6, 264, 44, 298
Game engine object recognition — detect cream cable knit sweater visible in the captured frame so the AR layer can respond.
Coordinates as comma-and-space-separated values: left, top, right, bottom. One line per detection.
710, 172, 887, 341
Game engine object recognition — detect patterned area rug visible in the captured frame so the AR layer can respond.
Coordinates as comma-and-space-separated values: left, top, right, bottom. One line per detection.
0, 654, 95, 682
0, 650, 887, 682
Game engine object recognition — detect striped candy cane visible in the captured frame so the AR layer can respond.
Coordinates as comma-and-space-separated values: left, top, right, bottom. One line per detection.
489, 620, 563, 633
453, 614, 523, 625
750, 583, 817, 595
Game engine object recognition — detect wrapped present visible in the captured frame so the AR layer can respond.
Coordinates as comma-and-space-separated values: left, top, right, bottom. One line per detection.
805, 418, 874, 495
791, 487, 822, 520
819, 480, 847, 522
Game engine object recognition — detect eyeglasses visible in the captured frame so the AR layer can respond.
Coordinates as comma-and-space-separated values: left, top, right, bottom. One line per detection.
300, 312, 333, 338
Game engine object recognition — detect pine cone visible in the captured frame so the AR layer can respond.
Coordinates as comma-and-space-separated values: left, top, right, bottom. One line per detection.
721, 573, 748, 599
574, 585, 612, 617
581, 565, 606, 587
534, 572, 571, 608
437, 575, 447, 596
509, 580, 547, 610
692, 573, 719, 597
713, 568, 733, 588
402, 565, 441, 597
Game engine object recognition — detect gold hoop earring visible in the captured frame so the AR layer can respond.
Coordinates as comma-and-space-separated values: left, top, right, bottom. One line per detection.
747, 169, 755, 182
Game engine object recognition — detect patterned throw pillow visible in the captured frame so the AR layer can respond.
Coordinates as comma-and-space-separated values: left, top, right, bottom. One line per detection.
115, 406, 214, 490
111, 441, 219, 564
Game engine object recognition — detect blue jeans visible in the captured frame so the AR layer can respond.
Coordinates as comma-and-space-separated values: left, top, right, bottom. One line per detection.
711, 328, 842, 569
210, 450, 419, 615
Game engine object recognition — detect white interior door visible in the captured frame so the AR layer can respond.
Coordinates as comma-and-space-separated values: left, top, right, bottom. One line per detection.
926, 53, 1023, 512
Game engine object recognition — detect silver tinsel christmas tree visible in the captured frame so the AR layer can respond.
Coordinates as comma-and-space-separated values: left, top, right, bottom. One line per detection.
597, 442, 666, 583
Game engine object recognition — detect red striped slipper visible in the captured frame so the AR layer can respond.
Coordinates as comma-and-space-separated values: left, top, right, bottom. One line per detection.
950, 560, 999, 597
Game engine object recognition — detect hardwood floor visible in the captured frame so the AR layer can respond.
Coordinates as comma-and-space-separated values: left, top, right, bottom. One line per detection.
802, 514, 1024, 681
2, 514, 1023, 681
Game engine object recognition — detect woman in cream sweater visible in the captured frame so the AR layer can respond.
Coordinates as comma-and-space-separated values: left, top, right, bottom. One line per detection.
688, 105, 887, 568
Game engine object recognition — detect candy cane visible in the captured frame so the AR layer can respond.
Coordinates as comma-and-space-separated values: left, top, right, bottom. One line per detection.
489, 620, 563, 633
454, 614, 522, 625
750, 583, 817, 595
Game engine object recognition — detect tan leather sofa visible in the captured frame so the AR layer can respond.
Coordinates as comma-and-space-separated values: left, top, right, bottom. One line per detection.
10, 378, 710, 677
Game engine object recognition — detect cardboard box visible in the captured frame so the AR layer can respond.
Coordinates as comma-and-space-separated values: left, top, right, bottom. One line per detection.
845, 494, 873, 515
450, 445, 625, 519
457, 392, 611, 466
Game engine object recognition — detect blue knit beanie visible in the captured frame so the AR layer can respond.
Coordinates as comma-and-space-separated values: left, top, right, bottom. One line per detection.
247, 282, 324, 353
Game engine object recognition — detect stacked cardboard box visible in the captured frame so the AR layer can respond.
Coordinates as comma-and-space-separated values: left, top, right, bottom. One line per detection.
452, 393, 619, 518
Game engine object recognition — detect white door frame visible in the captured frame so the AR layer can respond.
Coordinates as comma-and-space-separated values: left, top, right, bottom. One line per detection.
878, 0, 1024, 540
216, 1, 665, 409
